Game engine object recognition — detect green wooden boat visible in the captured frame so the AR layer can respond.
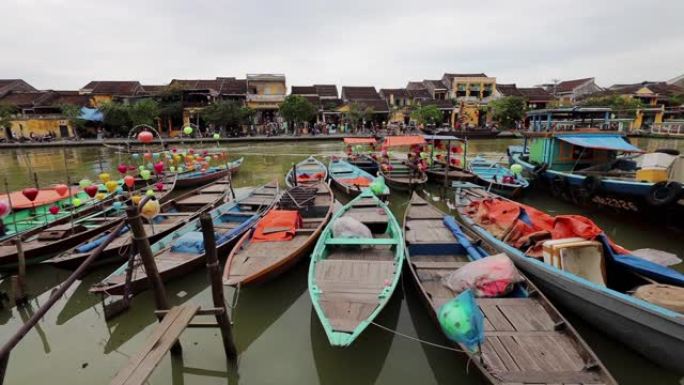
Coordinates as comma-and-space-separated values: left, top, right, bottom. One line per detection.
308, 189, 404, 347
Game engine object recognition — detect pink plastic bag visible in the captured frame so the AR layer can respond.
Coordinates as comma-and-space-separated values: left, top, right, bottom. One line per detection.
441, 253, 523, 297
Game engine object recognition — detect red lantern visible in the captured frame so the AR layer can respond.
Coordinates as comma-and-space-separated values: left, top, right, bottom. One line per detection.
22, 188, 39, 202
123, 175, 135, 188
54, 184, 68, 197
171, 147, 177, 153
138, 131, 153, 143
127, 165, 136, 171
153, 161, 164, 174
155, 182, 164, 192
84, 185, 98, 198
117, 164, 128, 174
49, 205, 60, 215
143, 152, 152, 160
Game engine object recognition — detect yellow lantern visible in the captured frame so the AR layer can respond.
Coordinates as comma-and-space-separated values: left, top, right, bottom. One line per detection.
95, 192, 107, 201
105, 180, 118, 193
99, 172, 110, 183
140, 199, 160, 219
131, 195, 142, 205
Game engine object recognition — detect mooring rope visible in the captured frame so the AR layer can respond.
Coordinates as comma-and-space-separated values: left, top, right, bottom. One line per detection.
369, 320, 466, 353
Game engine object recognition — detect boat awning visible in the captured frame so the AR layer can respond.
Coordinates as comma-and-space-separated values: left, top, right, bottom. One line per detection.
422, 135, 464, 141
557, 135, 644, 153
383, 135, 426, 147
343, 137, 376, 144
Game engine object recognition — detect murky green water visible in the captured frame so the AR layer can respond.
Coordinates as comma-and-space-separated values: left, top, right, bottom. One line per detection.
0, 138, 683, 385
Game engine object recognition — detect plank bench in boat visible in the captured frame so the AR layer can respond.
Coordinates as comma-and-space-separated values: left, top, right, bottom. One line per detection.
109, 304, 200, 385
175, 194, 224, 206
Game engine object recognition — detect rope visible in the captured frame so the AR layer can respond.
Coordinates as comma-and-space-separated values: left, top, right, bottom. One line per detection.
370, 321, 467, 353
226, 282, 241, 310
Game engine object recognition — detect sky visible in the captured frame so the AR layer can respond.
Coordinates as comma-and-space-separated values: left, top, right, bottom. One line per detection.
1, 0, 683, 91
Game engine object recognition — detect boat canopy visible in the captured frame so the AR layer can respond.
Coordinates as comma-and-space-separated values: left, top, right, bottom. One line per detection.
343, 137, 376, 144
383, 135, 426, 147
556, 134, 644, 153
422, 135, 464, 142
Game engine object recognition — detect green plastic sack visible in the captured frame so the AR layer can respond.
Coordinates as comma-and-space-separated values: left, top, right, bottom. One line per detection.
370, 176, 386, 195
438, 289, 484, 352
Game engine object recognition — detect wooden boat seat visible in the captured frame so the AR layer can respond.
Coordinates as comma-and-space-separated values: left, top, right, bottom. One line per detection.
176, 194, 222, 205
411, 260, 469, 269
325, 238, 398, 246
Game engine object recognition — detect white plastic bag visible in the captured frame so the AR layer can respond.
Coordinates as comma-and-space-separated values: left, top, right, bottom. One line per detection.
332, 216, 373, 239
441, 253, 523, 297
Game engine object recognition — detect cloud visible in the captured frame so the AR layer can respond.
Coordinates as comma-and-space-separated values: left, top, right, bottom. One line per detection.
1, 0, 682, 90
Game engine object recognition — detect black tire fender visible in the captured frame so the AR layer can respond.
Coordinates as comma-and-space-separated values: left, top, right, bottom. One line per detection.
532, 163, 548, 176
581, 175, 602, 195
654, 148, 680, 156
646, 182, 682, 207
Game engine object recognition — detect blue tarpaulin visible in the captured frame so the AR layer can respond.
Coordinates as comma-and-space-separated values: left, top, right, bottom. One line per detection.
79, 107, 104, 122
556, 134, 644, 153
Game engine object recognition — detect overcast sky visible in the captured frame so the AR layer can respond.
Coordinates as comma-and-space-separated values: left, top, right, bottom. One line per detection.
2, 0, 683, 90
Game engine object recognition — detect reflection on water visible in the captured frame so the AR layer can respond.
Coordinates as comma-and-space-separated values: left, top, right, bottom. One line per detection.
0, 138, 683, 385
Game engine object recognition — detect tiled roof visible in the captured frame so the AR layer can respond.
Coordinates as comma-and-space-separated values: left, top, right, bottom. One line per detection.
140, 85, 168, 94
291, 86, 317, 95
609, 82, 683, 96
0, 90, 91, 108
518, 87, 554, 101
422, 99, 453, 109
321, 98, 344, 110
302, 95, 321, 106
0, 79, 37, 97
379, 88, 409, 99
496, 83, 523, 97
443, 73, 488, 79
169, 78, 246, 95
406, 81, 427, 90
354, 99, 389, 113
341, 86, 381, 101
556, 78, 594, 93
407, 88, 431, 99
314, 84, 338, 98
81, 81, 142, 95
423, 79, 448, 90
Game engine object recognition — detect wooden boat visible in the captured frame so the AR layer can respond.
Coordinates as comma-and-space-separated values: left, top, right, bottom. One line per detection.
379, 158, 428, 192
286, 156, 327, 188
46, 177, 232, 270
426, 161, 476, 184
0, 176, 177, 268
223, 183, 333, 286
175, 157, 243, 188
347, 153, 378, 174
309, 189, 404, 346
422, 134, 476, 184
342, 137, 379, 174
89, 180, 279, 296
1, 188, 103, 242
404, 194, 616, 384
327, 158, 389, 200
454, 184, 684, 372
468, 156, 529, 198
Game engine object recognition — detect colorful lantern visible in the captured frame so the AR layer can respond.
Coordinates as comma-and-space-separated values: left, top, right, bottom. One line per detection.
183, 126, 193, 135
140, 169, 151, 180
145, 189, 155, 197
0, 200, 11, 219
138, 131, 153, 143
510, 164, 523, 175
213, 133, 220, 140
123, 175, 135, 188
131, 195, 142, 205
79, 179, 92, 189
155, 182, 164, 192
48, 205, 60, 215
99, 172, 110, 183
140, 198, 160, 219
143, 152, 152, 161
84, 185, 98, 198
21, 187, 39, 202
95, 192, 107, 201
169, 166, 176, 173
117, 164, 128, 174
153, 162, 164, 174
72, 198, 82, 207
112, 201, 124, 211
105, 180, 118, 193
131, 153, 140, 160
54, 184, 69, 197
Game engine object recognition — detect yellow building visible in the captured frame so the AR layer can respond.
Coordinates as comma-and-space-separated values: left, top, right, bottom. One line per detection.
606, 82, 682, 130
441, 73, 497, 127
246, 74, 286, 125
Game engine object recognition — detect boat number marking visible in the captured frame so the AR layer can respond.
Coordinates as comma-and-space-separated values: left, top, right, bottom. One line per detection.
591, 196, 639, 211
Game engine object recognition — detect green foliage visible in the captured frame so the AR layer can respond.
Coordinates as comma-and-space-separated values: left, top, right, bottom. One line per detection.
489, 96, 527, 128
59, 104, 86, 138
279, 95, 317, 127
128, 99, 160, 126
669, 93, 684, 107
202, 100, 253, 133
99, 101, 132, 135
343, 102, 364, 130
580, 95, 644, 118
411, 104, 443, 125
0, 103, 16, 130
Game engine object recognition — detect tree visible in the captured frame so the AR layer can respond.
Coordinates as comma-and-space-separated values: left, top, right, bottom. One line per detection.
128, 99, 160, 126
343, 102, 363, 132
99, 101, 132, 136
580, 95, 644, 118
59, 104, 86, 138
411, 104, 443, 126
279, 95, 317, 134
0, 103, 15, 135
489, 96, 527, 129
202, 100, 252, 135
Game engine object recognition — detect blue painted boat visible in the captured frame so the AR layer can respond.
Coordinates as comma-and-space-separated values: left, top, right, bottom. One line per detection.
90, 180, 279, 296
455, 186, 684, 372
508, 131, 684, 221
468, 155, 529, 197
404, 193, 616, 385
328, 158, 389, 199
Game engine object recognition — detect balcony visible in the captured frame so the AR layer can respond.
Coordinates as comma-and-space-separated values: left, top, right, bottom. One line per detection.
246, 94, 285, 103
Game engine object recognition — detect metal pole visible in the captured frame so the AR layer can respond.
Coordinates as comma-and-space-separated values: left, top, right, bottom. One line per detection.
199, 214, 237, 363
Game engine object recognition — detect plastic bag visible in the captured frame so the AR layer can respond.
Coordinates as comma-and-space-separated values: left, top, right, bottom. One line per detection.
332, 216, 372, 239
370, 176, 386, 196
442, 253, 522, 297
438, 289, 485, 352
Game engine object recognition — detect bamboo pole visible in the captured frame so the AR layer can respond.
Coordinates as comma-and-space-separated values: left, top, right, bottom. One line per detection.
2, 178, 26, 304
199, 214, 237, 363
0, 220, 126, 385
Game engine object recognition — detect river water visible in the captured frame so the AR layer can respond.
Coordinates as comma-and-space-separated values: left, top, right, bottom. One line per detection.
0, 138, 682, 385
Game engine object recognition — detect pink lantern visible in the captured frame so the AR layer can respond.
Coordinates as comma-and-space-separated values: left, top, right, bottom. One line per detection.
117, 164, 128, 174
54, 184, 68, 197
155, 182, 164, 192
22, 188, 39, 202
138, 131, 153, 143
153, 161, 164, 174
49, 205, 60, 215
0, 200, 10, 219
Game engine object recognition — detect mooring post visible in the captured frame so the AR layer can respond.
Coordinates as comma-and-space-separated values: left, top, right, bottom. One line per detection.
444, 141, 452, 190
199, 213, 237, 363
13, 240, 27, 305
124, 205, 182, 355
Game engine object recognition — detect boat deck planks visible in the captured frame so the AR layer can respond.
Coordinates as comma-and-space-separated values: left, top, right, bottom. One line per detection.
109, 304, 200, 385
